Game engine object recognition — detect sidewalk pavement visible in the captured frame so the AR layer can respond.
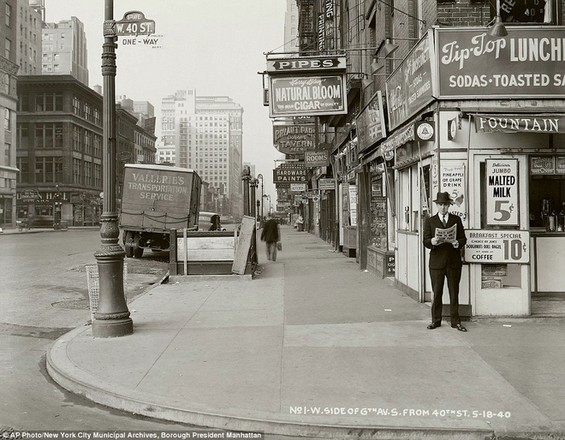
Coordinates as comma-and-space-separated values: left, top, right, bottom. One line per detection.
0, 225, 98, 234
47, 226, 565, 439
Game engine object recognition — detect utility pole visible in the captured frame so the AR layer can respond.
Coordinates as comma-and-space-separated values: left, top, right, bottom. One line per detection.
93, 0, 133, 338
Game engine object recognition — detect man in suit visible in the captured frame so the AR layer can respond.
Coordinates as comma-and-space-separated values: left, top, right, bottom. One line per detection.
423, 191, 468, 332
260, 217, 280, 262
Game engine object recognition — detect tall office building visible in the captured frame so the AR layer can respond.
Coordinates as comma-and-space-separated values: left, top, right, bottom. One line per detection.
16, 0, 42, 76
161, 89, 243, 217
42, 16, 88, 85
155, 139, 175, 165
284, 0, 299, 53
0, 0, 19, 227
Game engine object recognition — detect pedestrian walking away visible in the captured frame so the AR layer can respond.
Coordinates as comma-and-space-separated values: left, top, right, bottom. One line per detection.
260, 217, 280, 262
423, 191, 468, 332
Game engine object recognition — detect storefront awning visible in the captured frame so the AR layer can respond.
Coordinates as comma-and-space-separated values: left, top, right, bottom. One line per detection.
474, 114, 565, 134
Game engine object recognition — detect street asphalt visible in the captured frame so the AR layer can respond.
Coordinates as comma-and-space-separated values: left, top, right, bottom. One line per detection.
42, 225, 565, 439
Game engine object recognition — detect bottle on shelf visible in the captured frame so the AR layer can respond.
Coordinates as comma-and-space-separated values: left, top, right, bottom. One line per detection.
548, 210, 556, 232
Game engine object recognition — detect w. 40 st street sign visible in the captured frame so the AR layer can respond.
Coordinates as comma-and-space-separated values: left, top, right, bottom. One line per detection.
106, 11, 156, 37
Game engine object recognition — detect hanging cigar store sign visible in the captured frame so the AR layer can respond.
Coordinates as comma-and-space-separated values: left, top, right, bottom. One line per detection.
435, 27, 565, 98
268, 75, 347, 117
266, 56, 347, 118
486, 159, 519, 226
273, 123, 316, 154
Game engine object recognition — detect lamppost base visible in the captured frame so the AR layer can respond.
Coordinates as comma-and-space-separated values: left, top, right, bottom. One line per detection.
92, 317, 133, 338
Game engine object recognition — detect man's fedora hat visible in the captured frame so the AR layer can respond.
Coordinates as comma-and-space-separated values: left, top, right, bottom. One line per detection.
433, 191, 453, 204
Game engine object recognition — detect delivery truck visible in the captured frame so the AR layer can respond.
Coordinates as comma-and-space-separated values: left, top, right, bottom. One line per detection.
119, 164, 201, 258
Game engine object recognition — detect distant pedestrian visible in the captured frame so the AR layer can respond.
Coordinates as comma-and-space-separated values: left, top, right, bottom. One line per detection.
260, 217, 280, 261
208, 214, 222, 231
295, 215, 304, 231
423, 191, 468, 332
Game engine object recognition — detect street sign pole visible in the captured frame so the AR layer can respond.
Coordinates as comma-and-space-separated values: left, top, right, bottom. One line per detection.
93, 0, 133, 338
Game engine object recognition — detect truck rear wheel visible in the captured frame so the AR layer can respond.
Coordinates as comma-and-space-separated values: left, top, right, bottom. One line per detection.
133, 234, 144, 258
124, 231, 134, 258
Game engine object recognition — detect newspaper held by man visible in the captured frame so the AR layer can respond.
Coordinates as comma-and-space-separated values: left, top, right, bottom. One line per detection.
435, 224, 457, 243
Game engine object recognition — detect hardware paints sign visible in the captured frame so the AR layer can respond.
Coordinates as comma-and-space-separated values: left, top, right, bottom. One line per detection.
436, 27, 565, 98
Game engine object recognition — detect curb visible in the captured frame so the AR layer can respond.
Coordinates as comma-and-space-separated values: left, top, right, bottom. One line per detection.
46, 332, 494, 440
46, 326, 494, 440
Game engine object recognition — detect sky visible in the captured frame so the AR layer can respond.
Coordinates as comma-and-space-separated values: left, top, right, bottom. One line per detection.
43, 0, 288, 203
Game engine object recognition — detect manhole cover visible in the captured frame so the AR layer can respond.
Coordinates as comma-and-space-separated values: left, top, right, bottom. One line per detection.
51, 299, 90, 310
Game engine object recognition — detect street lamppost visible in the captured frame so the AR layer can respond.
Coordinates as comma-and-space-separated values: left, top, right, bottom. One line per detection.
93, 0, 133, 338
242, 165, 251, 216
263, 194, 271, 216
256, 174, 264, 221
250, 178, 258, 219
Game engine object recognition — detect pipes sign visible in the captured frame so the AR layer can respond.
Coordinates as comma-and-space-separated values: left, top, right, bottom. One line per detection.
486, 159, 519, 226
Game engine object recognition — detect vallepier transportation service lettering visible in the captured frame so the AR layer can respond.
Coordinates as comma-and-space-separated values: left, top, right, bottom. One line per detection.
127, 172, 189, 201
1, 432, 263, 440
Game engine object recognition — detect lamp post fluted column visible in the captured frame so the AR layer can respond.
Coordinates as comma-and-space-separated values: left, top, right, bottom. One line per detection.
93, 0, 133, 338
257, 174, 264, 221
250, 178, 258, 219
242, 165, 251, 216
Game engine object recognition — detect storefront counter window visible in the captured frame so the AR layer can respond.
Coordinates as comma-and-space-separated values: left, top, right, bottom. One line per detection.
529, 156, 565, 231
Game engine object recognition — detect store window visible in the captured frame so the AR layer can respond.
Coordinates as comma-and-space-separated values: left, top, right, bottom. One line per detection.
4, 108, 10, 131
369, 175, 387, 250
398, 164, 426, 232
498, 0, 556, 24
5, 38, 11, 59
528, 155, 565, 231
17, 157, 28, 183
5, 3, 11, 27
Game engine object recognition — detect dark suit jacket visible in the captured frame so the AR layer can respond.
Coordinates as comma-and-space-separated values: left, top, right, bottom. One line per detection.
423, 213, 467, 269
261, 219, 280, 243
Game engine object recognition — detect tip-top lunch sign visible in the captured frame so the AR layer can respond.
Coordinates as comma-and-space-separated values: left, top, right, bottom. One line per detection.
436, 26, 565, 98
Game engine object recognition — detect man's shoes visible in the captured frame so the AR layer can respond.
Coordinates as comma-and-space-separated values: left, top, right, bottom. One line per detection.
452, 324, 467, 332
427, 323, 441, 330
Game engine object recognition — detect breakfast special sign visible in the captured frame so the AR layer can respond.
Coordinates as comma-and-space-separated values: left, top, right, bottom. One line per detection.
435, 26, 565, 98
